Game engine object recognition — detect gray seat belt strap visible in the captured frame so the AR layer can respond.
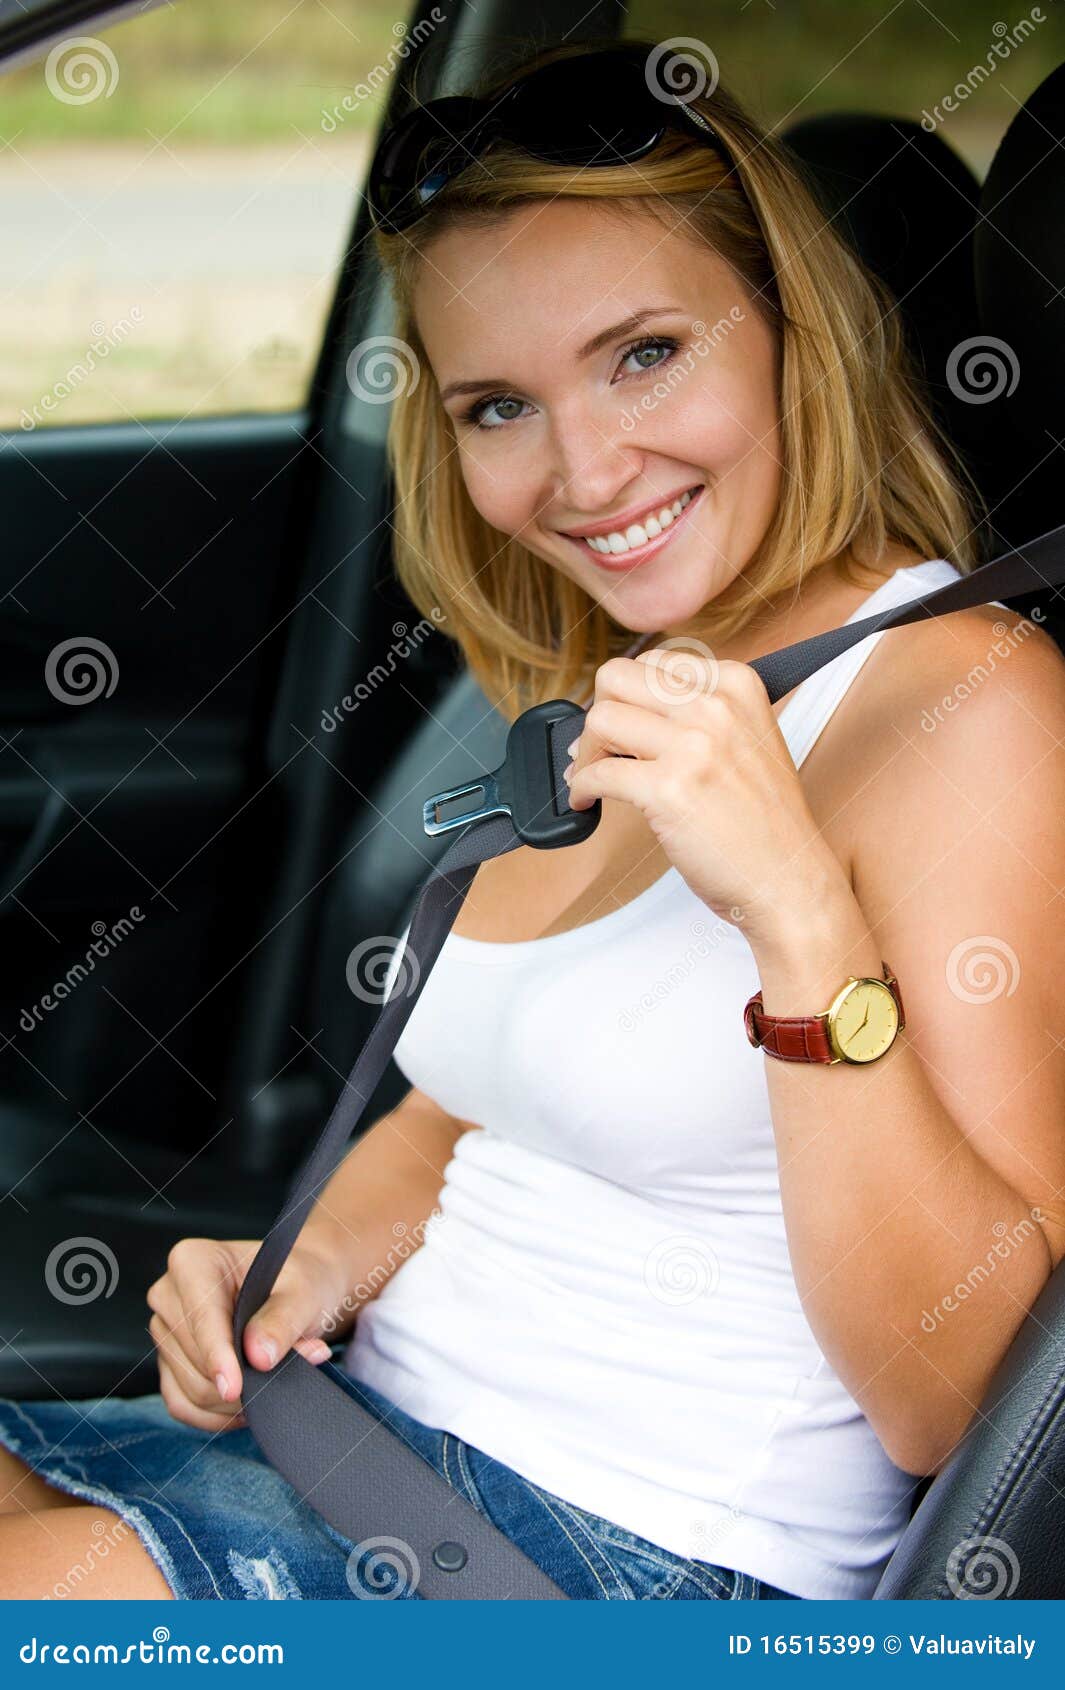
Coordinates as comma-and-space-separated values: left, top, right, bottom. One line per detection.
235, 521, 1065, 1600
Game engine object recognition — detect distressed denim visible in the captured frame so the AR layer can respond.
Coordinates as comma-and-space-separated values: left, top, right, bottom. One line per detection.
0, 1372, 799, 1601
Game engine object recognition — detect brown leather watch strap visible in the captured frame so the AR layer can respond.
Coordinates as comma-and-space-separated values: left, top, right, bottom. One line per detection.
743, 961, 904, 1064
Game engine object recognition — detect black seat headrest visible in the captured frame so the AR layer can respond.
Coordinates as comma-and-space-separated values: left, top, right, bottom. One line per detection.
783, 113, 982, 459
975, 62, 1065, 458
974, 62, 1065, 572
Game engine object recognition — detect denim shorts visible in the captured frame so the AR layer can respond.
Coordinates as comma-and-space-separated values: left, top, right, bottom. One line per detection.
0, 1369, 799, 1601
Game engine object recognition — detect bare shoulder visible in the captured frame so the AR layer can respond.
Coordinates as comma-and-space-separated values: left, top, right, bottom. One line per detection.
839, 591, 1065, 923
853, 596, 1065, 777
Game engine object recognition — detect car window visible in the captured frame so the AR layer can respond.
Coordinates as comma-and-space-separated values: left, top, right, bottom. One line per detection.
623, 0, 1062, 177
0, 0, 431, 429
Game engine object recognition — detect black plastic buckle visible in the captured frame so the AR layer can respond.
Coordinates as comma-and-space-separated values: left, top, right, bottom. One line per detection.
422, 699, 600, 849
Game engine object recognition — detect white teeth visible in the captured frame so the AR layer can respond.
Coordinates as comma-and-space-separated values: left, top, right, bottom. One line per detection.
578, 486, 697, 555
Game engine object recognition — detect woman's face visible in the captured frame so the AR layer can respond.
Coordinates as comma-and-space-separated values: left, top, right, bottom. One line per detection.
413, 197, 783, 638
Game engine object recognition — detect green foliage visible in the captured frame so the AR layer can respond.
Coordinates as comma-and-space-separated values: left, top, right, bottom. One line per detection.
1, 0, 406, 141
2, 0, 1061, 143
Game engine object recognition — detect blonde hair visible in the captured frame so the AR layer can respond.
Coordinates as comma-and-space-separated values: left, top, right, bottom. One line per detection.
372, 38, 980, 720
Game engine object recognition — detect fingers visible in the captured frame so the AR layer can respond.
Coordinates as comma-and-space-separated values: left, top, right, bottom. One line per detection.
570, 698, 671, 768
148, 1238, 246, 1404
242, 1272, 334, 1374
146, 1236, 336, 1435
593, 649, 721, 713
150, 1304, 246, 1426
565, 696, 669, 813
157, 1351, 247, 1434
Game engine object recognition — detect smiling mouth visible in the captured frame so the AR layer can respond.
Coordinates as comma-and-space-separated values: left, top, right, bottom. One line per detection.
560, 484, 705, 569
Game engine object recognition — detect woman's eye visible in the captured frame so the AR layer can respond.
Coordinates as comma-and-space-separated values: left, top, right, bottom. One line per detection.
463, 394, 529, 430
459, 336, 680, 430
618, 335, 679, 377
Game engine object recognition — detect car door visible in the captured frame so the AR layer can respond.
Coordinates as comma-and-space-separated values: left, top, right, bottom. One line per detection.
0, 0, 461, 1397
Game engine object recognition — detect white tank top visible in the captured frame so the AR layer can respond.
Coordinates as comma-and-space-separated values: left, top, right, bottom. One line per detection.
343, 559, 966, 1600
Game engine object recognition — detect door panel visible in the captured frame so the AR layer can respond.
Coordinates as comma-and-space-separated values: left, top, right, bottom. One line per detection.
0, 413, 314, 1167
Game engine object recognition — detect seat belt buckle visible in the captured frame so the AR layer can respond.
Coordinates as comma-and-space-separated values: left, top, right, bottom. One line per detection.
423, 698, 600, 849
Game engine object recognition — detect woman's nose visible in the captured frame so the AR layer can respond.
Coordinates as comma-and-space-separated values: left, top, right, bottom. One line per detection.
544, 404, 644, 515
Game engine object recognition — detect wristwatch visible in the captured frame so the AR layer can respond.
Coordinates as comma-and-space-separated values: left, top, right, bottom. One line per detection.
743, 961, 905, 1064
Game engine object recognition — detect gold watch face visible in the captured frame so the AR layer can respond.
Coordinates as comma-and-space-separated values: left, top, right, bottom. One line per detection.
827, 978, 899, 1063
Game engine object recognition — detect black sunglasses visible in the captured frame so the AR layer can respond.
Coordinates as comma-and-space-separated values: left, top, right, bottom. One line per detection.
366, 45, 722, 236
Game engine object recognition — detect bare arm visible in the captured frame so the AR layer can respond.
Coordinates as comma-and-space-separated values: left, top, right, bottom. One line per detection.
287, 1084, 469, 1342
752, 615, 1065, 1476
147, 1087, 468, 1429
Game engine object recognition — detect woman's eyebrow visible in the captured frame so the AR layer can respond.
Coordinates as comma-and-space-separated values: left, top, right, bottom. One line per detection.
438, 304, 684, 404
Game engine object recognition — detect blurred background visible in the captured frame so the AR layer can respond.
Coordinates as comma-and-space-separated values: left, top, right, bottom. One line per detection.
2, 0, 1062, 429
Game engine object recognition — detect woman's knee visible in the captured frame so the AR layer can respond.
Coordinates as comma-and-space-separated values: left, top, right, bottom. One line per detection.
0, 1505, 174, 1599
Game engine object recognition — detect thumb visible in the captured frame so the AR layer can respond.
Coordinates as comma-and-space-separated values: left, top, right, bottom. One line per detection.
243, 1285, 329, 1373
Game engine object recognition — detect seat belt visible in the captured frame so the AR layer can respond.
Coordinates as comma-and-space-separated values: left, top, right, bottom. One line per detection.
234, 521, 1065, 1600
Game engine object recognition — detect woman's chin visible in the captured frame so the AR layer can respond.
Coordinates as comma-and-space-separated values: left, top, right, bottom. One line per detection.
595, 571, 726, 638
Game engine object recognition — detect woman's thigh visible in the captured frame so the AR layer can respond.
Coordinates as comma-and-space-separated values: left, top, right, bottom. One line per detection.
0, 1380, 794, 1601
0, 1504, 174, 1599
0, 1443, 81, 1513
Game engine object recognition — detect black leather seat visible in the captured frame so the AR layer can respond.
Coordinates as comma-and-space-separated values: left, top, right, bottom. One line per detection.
875, 1266, 1065, 1598
783, 113, 984, 476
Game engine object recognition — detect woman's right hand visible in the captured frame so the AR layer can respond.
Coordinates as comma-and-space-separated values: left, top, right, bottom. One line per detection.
146, 1236, 342, 1432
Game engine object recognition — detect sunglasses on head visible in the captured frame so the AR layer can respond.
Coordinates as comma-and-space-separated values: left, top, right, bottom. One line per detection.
366, 44, 724, 236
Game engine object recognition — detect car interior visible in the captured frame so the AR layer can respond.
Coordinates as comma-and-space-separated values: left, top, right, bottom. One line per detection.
1, 0, 1063, 1599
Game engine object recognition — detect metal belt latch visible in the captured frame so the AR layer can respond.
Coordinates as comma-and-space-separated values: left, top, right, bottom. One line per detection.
422, 698, 600, 849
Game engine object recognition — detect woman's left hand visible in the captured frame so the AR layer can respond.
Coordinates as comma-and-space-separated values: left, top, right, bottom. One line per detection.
564, 647, 851, 953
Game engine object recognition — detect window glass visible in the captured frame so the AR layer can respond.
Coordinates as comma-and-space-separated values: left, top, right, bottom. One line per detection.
623, 1, 1062, 176
0, 0, 432, 427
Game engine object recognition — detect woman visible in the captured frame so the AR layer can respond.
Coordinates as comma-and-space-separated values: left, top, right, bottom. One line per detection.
0, 38, 1063, 1603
